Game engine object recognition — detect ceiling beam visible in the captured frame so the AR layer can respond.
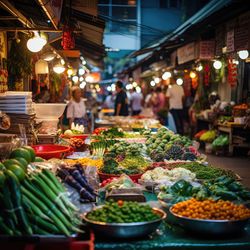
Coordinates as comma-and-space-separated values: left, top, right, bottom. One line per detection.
0, 27, 82, 32
0, 0, 34, 28
36, 0, 58, 30
0, 16, 18, 20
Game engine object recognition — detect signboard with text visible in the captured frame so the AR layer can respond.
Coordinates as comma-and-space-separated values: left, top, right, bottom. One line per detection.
199, 40, 215, 59
177, 42, 196, 64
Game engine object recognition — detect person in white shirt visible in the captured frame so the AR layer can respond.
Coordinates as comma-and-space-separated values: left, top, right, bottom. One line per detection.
130, 88, 143, 115
166, 82, 185, 134
67, 86, 86, 127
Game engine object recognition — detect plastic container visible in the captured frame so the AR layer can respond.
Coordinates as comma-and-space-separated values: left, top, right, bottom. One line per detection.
32, 144, 72, 159
34, 103, 66, 119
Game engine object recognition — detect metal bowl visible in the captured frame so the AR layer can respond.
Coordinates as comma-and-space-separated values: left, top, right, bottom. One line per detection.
82, 207, 166, 239
169, 207, 249, 235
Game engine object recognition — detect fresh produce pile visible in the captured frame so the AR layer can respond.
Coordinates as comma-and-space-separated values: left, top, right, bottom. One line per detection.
212, 135, 229, 148
87, 200, 160, 223
166, 162, 238, 180
57, 163, 96, 202
141, 167, 196, 184
0, 161, 80, 236
65, 158, 103, 170
146, 127, 197, 162
64, 123, 85, 137
200, 130, 217, 143
171, 198, 250, 220
158, 176, 250, 204
70, 138, 86, 149
90, 138, 116, 157
100, 141, 149, 175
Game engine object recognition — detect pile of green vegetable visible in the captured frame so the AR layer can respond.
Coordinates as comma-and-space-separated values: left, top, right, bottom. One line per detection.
87, 200, 160, 223
146, 127, 196, 162
100, 141, 150, 175
212, 135, 229, 148
158, 176, 250, 204
0, 146, 81, 236
168, 162, 238, 180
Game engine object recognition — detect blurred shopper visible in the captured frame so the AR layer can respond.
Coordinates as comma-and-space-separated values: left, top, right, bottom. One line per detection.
103, 92, 115, 109
130, 88, 143, 115
67, 86, 86, 126
114, 81, 129, 116
36, 85, 50, 103
152, 87, 166, 115
166, 81, 185, 134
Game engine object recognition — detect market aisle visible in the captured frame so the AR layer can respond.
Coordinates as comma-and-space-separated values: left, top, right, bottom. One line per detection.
206, 154, 250, 187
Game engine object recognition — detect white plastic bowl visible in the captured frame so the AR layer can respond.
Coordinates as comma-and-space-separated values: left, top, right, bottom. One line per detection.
34, 103, 66, 119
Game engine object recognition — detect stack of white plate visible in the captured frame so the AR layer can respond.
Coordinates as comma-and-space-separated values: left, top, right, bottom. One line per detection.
0, 91, 34, 114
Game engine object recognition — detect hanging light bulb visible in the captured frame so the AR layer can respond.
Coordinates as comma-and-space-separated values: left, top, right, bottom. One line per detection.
213, 60, 222, 69
150, 80, 156, 87
238, 50, 249, 60
132, 81, 137, 87
53, 63, 65, 74
27, 32, 47, 53
107, 86, 112, 92
80, 81, 86, 89
67, 68, 73, 76
162, 71, 172, 80
42, 52, 56, 61
154, 77, 160, 84
79, 68, 85, 75
196, 64, 203, 71
176, 78, 183, 85
72, 75, 79, 83
189, 71, 197, 79
60, 59, 65, 65
35, 59, 48, 74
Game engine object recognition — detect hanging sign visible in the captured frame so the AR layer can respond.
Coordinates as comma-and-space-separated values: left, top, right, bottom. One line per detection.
234, 11, 250, 51
199, 40, 215, 59
170, 51, 177, 67
226, 30, 234, 52
177, 42, 196, 64
215, 25, 225, 56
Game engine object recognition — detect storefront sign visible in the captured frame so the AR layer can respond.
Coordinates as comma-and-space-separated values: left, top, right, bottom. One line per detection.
234, 11, 250, 51
199, 40, 215, 59
226, 30, 234, 52
177, 42, 196, 64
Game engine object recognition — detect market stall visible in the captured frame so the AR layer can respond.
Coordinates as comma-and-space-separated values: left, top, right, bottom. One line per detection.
0, 124, 249, 249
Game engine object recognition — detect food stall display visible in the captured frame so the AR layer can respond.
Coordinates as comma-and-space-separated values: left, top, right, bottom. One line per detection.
0, 125, 250, 250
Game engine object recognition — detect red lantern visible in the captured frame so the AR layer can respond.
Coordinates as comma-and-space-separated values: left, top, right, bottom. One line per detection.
227, 58, 237, 87
61, 25, 75, 50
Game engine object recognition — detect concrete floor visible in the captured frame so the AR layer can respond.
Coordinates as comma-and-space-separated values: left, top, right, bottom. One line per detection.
206, 154, 250, 187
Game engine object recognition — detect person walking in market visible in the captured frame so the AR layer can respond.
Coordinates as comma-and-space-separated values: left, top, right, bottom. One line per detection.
130, 87, 143, 115
67, 86, 87, 127
166, 80, 185, 135
114, 80, 129, 116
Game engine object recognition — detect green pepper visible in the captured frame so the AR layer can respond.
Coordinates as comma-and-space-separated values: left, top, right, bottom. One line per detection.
171, 180, 191, 195
215, 190, 239, 201
227, 182, 243, 192
237, 190, 250, 200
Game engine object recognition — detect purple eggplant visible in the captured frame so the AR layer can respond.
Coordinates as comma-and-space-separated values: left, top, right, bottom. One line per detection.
71, 169, 95, 194
57, 169, 95, 202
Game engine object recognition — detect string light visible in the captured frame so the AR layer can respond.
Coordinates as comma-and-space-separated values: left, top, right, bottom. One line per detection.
176, 78, 183, 85
213, 60, 222, 69
150, 80, 156, 87
189, 71, 197, 79
53, 63, 65, 74
238, 50, 249, 60
154, 77, 160, 84
72, 75, 79, 83
162, 71, 172, 80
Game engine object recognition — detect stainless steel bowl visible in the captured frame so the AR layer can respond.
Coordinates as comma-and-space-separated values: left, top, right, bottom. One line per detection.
169, 207, 249, 235
82, 207, 166, 239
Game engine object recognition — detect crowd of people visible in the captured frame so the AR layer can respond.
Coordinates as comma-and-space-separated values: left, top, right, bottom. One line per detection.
102, 80, 186, 134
